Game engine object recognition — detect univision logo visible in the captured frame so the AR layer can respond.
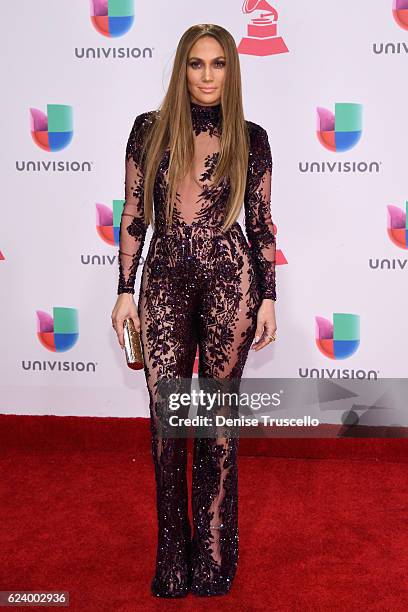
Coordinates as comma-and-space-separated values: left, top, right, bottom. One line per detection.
79, 200, 146, 267
316, 103, 362, 152
369, 201, 408, 271
387, 201, 408, 249
36, 307, 79, 351
393, 0, 408, 30
299, 103, 381, 174
298, 313, 377, 379
315, 313, 360, 360
16, 104, 93, 173
96, 200, 125, 245
30, 104, 73, 152
74, 0, 153, 60
372, 1, 408, 54
21, 307, 97, 372
90, 0, 134, 37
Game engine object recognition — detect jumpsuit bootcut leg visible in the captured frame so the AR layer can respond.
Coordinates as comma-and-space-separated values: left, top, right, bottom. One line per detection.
137, 224, 262, 597
117, 101, 277, 598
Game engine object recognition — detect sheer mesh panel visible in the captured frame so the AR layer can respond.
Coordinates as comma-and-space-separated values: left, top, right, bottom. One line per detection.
117, 102, 277, 597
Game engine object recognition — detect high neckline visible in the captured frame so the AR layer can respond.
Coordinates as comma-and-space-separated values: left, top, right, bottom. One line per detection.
190, 100, 222, 134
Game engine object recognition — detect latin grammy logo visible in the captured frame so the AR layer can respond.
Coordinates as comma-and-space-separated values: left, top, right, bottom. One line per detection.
237, 0, 289, 56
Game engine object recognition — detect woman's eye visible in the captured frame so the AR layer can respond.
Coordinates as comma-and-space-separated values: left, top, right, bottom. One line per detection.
188, 61, 226, 69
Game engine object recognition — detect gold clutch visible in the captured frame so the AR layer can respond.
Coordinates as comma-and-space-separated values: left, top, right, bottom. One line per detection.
123, 318, 144, 370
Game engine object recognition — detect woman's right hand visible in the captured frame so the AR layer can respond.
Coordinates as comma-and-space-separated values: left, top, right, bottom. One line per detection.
111, 293, 140, 350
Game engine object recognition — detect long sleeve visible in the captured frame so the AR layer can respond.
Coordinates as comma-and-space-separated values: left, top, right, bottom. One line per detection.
244, 125, 277, 301
117, 113, 150, 295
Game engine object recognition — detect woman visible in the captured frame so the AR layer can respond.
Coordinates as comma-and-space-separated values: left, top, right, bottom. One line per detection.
111, 23, 277, 598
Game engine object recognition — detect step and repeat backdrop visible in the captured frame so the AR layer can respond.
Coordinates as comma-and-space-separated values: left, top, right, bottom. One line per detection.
1, 1, 408, 422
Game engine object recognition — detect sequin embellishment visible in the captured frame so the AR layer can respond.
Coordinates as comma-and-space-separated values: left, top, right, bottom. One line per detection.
117, 100, 277, 597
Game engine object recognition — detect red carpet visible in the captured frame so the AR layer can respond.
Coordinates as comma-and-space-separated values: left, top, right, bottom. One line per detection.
0, 414, 407, 611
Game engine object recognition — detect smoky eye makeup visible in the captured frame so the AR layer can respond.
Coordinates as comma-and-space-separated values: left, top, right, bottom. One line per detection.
187, 58, 226, 68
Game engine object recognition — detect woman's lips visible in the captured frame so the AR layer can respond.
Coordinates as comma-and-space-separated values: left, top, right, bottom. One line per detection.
199, 87, 216, 92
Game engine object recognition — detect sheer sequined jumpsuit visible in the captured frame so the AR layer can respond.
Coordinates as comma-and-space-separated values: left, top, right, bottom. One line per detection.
117, 101, 277, 597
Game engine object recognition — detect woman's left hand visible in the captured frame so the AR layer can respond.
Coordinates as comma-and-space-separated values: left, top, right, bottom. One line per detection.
251, 299, 277, 351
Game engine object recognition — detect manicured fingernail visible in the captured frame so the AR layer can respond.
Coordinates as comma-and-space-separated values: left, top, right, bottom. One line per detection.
255, 336, 260, 343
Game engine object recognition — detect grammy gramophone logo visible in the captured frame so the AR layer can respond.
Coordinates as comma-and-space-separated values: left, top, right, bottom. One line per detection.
237, 0, 289, 56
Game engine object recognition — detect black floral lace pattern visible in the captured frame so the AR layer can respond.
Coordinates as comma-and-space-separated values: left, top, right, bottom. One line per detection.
117, 100, 277, 597
117, 102, 276, 300
117, 111, 155, 294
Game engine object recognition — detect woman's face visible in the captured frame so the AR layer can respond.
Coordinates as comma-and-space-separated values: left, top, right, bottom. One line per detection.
186, 35, 226, 106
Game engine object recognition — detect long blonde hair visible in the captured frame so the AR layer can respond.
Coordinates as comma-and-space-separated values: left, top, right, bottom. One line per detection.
140, 24, 250, 232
